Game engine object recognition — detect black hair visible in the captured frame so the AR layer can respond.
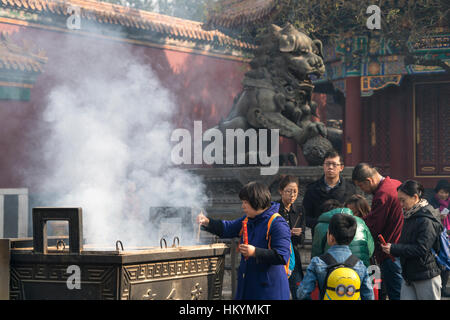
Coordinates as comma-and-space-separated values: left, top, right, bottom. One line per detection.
434, 179, 450, 193
279, 175, 299, 191
323, 150, 343, 165
328, 213, 357, 245
344, 194, 371, 218
320, 199, 343, 213
239, 181, 271, 210
397, 180, 424, 199
352, 162, 377, 182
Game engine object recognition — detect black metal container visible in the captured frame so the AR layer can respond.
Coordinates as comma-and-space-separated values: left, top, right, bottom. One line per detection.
10, 207, 229, 300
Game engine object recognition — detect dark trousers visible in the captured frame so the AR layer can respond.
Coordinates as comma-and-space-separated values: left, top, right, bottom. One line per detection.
380, 257, 403, 300
442, 269, 449, 295
289, 263, 303, 300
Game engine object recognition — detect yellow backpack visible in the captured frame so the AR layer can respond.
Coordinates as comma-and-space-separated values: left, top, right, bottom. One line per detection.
319, 253, 361, 300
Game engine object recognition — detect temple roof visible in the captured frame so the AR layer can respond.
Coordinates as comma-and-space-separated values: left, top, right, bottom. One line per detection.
205, 0, 281, 28
0, 32, 47, 73
0, 32, 48, 100
0, 0, 257, 52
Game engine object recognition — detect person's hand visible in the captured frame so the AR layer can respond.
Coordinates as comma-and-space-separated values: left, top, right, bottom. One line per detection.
381, 243, 391, 255
196, 213, 209, 227
239, 244, 256, 258
291, 228, 302, 236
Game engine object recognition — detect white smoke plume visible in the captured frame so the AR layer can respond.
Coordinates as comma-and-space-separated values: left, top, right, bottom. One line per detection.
31, 37, 207, 249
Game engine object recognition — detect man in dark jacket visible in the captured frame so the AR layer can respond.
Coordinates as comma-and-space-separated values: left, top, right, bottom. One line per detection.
352, 163, 404, 300
302, 150, 356, 233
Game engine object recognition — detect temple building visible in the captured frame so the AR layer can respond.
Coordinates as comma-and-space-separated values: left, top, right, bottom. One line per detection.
0, 0, 252, 189
324, 32, 449, 187
207, 0, 450, 188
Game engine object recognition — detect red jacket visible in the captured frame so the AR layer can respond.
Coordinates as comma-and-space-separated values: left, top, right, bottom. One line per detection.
363, 176, 404, 263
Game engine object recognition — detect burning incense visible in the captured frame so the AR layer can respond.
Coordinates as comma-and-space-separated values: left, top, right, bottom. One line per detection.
242, 220, 248, 245
196, 211, 203, 242
242, 219, 248, 260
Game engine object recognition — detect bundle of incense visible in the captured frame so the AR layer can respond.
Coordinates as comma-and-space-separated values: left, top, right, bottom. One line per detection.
293, 214, 301, 228
242, 220, 248, 244
242, 219, 248, 260
196, 211, 203, 242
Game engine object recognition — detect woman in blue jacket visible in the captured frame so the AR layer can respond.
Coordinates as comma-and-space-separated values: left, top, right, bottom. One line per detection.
197, 181, 292, 300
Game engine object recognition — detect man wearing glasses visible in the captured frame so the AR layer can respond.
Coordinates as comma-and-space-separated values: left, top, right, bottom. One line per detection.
302, 150, 357, 236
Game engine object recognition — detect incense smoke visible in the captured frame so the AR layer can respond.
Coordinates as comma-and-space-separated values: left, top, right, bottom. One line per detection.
29, 36, 207, 248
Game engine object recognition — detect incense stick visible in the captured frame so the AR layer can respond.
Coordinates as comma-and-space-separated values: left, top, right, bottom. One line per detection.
196, 211, 203, 243
293, 214, 301, 228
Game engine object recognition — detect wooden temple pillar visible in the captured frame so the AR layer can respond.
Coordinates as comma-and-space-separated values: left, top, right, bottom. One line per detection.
343, 76, 363, 166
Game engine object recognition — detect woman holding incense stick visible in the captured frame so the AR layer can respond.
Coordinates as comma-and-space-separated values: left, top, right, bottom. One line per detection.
197, 181, 291, 300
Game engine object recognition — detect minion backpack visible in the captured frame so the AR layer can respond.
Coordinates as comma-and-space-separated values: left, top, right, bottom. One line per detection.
319, 253, 361, 300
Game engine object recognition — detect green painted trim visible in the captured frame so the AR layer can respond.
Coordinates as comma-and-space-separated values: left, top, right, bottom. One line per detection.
0, 86, 30, 101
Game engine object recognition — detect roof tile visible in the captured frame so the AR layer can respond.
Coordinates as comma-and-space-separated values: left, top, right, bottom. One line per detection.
0, 0, 256, 51
0, 33, 48, 73
206, 0, 279, 28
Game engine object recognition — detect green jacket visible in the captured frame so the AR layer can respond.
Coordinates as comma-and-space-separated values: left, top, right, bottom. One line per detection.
311, 208, 375, 267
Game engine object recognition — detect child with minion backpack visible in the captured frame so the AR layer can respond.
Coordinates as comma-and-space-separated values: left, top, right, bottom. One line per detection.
298, 213, 374, 300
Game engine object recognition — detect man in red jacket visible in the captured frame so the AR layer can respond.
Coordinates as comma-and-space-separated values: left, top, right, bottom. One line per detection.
352, 163, 404, 300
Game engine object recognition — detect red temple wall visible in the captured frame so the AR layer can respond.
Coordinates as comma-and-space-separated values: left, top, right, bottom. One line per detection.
0, 22, 248, 188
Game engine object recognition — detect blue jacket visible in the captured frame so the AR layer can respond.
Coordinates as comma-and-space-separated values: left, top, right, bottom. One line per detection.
221, 202, 291, 300
297, 245, 374, 300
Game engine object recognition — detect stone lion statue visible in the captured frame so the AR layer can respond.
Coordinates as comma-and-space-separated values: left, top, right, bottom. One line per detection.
208, 23, 342, 165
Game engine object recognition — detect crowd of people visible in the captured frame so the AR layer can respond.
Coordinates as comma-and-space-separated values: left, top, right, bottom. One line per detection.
196, 150, 450, 300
